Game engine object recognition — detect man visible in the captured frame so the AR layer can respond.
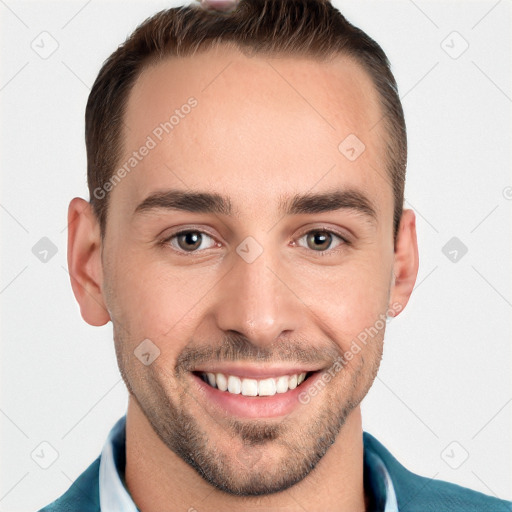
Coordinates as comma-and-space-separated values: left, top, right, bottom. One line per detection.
39, 0, 511, 510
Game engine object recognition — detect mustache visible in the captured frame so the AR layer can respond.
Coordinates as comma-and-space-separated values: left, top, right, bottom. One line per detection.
175, 331, 341, 374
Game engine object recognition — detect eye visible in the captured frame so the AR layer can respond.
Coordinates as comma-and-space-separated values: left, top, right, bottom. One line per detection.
295, 229, 349, 254
162, 230, 218, 254
160, 227, 350, 256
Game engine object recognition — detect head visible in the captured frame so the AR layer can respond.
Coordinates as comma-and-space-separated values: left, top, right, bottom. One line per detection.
68, 0, 418, 497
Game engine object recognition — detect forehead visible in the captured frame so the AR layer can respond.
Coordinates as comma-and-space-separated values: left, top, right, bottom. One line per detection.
115, 45, 390, 221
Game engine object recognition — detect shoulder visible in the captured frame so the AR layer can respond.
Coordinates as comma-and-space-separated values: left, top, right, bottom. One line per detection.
363, 432, 512, 512
37, 455, 101, 512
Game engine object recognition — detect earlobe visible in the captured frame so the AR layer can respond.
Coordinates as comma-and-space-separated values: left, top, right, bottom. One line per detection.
388, 209, 419, 317
67, 197, 111, 326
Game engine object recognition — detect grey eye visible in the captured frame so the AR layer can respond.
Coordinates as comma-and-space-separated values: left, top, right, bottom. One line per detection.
170, 231, 216, 252
297, 230, 344, 252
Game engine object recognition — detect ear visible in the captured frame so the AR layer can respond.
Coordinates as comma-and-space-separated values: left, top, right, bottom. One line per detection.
388, 208, 419, 317
67, 197, 110, 326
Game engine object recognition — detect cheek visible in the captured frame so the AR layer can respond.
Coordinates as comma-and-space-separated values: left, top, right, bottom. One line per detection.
294, 252, 392, 352
105, 250, 220, 342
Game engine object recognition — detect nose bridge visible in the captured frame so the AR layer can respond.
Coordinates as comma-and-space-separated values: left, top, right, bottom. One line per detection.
214, 241, 299, 345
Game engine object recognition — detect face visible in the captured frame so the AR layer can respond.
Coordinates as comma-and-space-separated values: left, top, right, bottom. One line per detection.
71, 45, 417, 496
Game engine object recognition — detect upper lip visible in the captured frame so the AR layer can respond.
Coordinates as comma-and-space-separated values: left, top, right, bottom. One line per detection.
192, 364, 323, 379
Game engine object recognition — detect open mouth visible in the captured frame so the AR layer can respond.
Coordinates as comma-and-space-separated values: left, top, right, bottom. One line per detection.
192, 370, 317, 397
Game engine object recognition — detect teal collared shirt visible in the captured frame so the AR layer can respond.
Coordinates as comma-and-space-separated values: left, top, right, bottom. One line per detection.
39, 415, 512, 512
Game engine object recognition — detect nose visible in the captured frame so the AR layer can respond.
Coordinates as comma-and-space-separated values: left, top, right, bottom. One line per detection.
213, 245, 301, 348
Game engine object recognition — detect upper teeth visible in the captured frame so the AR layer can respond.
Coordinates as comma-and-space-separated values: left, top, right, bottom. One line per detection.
201, 372, 308, 396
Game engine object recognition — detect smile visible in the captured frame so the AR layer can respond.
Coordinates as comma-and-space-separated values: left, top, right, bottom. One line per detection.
195, 371, 312, 397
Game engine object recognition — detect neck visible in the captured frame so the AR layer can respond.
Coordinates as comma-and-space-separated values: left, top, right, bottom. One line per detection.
125, 397, 366, 512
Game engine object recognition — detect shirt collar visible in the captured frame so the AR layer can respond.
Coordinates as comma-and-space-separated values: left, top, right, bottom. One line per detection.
99, 416, 139, 512
363, 437, 398, 512
99, 415, 398, 512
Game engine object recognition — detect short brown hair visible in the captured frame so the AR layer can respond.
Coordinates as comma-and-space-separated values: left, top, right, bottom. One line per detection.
86, 0, 406, 244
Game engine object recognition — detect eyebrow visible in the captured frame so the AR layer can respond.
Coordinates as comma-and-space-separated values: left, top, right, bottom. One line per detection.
134, 190, 233, 216
133, 188, 378, 224
279, 189, 377, 223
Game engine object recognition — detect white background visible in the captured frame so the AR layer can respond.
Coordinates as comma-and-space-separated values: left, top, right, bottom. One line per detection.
1, 1, 511, 511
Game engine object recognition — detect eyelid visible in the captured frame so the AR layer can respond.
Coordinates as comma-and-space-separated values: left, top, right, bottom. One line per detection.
295, 225, 351, 244
159, 227, 220, 255
294, 226, 351, 255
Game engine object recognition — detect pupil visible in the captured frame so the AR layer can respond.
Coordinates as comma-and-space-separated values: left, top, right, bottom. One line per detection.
180, 232, 201, 251
309, 231, 330, 251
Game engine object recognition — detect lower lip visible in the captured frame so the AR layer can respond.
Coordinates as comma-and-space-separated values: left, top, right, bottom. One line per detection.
191, 371, 323, 419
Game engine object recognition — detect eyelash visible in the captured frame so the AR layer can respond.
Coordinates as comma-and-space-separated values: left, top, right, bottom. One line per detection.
159, 227, 351, 256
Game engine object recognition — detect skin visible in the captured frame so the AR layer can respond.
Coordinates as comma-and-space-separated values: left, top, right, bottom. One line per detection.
67, 45, 418, 511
